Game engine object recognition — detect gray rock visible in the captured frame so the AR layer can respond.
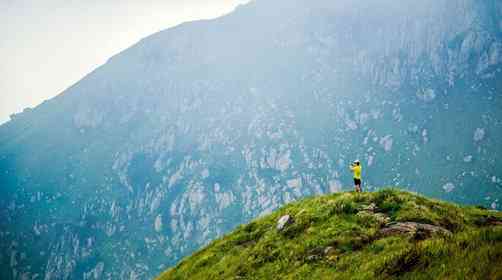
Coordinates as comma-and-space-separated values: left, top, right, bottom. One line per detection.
324, 246, 335, 255
277, 215, 293, 231
379, 222, 451, 238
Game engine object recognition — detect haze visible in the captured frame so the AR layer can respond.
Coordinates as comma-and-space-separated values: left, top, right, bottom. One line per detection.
0, 0, 249, 124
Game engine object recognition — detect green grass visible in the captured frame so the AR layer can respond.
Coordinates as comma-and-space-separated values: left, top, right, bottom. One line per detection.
156, 189, 502, 280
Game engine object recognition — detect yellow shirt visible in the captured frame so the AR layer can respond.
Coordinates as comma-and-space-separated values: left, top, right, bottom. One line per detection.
351, 165, 362, 180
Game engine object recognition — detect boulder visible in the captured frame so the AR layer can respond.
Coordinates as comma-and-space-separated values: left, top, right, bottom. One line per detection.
324, 246, 336, 255
277, 215, 293, 231
379, 222, 451, 239
306, 247, 327, 262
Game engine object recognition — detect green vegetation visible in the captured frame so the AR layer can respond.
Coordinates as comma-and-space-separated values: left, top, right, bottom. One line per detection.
157, 189, 502, 280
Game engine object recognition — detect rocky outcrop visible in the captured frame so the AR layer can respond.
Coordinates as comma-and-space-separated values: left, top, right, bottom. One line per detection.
474, 215, 502, 226
379, 222, 452, 239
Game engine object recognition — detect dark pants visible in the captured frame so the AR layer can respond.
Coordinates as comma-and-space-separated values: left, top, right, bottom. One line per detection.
354, 178, 362, 192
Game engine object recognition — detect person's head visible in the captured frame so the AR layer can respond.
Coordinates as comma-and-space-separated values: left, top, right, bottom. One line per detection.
354, 160, 360, 166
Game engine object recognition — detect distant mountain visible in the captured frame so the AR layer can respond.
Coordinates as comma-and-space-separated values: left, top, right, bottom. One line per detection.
1, 0, 501, 279
157, 189, 502, 279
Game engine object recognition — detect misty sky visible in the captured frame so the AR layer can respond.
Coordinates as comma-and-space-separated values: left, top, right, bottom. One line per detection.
0, 0, 249, 124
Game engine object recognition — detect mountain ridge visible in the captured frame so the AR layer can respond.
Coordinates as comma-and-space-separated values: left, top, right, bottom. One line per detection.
157, 189, 502, 280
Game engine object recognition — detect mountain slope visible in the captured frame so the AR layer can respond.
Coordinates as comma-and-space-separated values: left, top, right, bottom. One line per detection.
158, 189, 502, 280
1, 0, 502, 279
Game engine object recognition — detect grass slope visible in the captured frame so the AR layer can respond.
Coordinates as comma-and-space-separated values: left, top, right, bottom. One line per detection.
157, 189, 502, 280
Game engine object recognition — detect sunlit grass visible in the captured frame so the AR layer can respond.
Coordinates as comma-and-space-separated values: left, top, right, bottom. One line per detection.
157, 189, 502, 280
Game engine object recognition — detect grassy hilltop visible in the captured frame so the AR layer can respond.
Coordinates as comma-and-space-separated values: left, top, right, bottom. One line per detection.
157, 189, 502, 280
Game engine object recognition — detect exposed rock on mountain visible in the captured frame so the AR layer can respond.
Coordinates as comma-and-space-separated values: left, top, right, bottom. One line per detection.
1, 0, 501, 279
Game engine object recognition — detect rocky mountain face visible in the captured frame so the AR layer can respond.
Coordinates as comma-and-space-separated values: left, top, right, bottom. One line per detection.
1, 0, 501, 279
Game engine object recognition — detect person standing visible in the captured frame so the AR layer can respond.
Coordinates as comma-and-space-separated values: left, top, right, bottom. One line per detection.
350, 160, 362, 192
